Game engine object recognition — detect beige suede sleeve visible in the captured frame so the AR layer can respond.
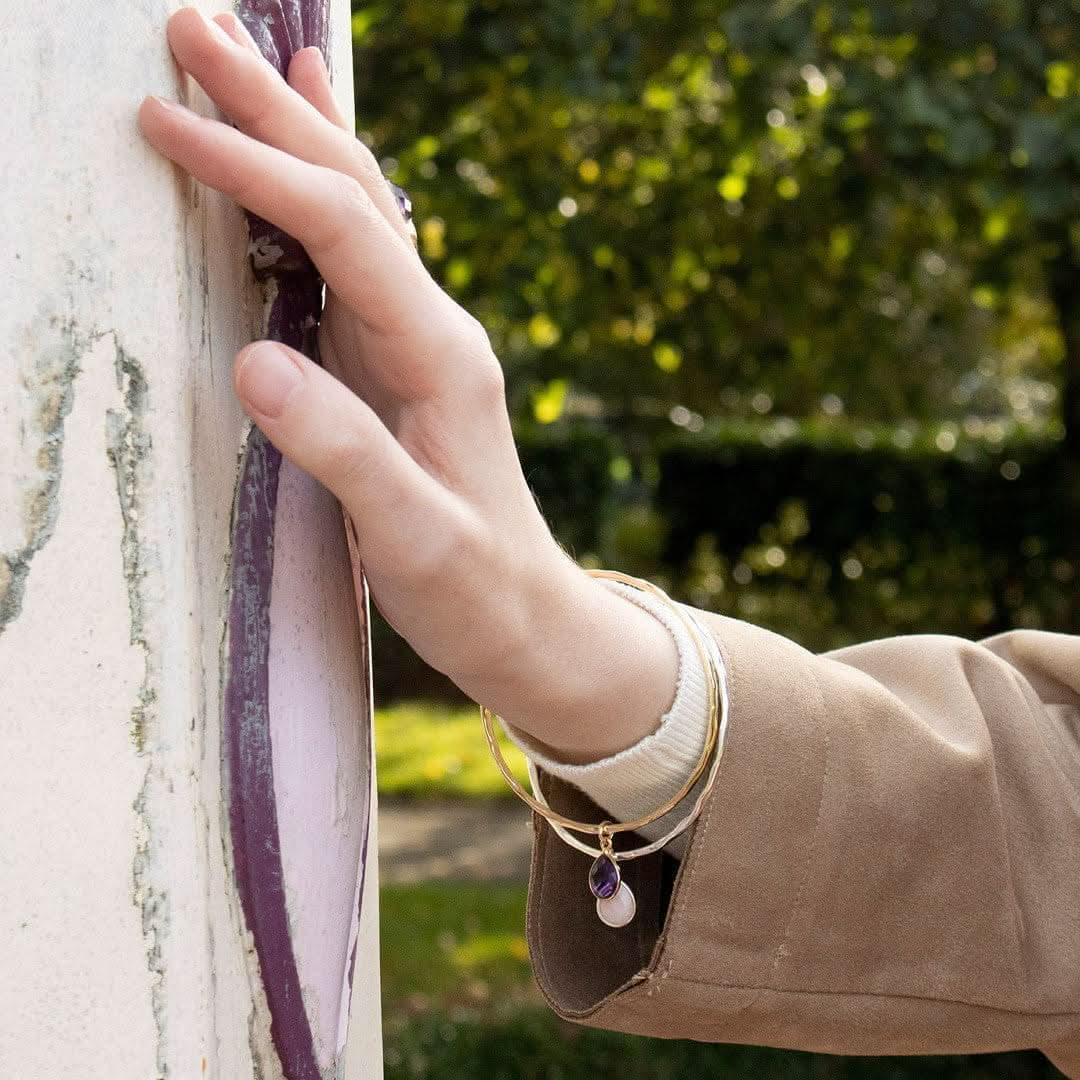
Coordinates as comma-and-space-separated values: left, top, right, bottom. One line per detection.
524, 608, 1080, 1074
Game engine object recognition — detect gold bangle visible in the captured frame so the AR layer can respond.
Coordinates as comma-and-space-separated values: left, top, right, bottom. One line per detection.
478, 568, 727, 928
480, 569, 717, 834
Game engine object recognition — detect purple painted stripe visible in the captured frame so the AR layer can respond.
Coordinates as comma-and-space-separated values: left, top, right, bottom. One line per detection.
224, 425, 322, 1080
238, 0, 292, 75
302, 3, 327, 63
223, 2, 372, 1077
279, 0, 305, 56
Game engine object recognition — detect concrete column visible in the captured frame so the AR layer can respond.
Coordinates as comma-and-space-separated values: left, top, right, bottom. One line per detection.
0, 3, 381, 1077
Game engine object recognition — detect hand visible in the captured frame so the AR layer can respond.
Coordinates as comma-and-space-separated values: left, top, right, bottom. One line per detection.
137, 7, 679, 761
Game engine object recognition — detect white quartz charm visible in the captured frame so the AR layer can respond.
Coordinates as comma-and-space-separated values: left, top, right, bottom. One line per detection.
596, 880, 636, 927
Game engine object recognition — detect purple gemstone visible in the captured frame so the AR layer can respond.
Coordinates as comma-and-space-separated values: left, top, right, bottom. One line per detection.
388, 181, 413, 225
588, 854, 620, 899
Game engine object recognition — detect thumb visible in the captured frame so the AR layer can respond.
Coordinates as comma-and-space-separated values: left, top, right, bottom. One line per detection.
233, 340, 454, 564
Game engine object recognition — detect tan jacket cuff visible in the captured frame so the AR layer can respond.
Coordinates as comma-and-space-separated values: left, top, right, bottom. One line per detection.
524, 608, 1080, 1067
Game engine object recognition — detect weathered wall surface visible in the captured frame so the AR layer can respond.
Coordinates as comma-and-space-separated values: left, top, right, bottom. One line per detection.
0, 3, 381, 1078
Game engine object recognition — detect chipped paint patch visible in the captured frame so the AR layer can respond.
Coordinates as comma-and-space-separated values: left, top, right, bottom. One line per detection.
104, 340, 169, 1078
105, 344, 157, 753
0, 316, 92, 635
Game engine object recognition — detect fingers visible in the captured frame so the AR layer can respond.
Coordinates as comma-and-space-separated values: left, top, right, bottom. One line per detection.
165, 7, 414, 249
138, 93, 429, 340
286, 47, 352, 131
209, 11, 261, 56
281, 47, 420, 252
233, 339, 463, 572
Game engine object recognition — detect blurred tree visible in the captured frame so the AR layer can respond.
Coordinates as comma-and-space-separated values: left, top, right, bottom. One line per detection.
353, 0, 1080, 633
352, 0, 1076, 430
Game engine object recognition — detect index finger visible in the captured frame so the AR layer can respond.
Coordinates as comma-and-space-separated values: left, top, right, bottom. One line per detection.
138, 94, 432, 339
163, 7, 416, 250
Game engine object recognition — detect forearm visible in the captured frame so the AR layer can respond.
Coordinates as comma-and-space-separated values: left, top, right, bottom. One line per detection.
451, 554, 685, 764
446, 554, 718, 864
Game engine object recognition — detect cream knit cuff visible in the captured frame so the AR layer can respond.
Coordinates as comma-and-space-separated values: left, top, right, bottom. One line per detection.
499, 577, 723, 851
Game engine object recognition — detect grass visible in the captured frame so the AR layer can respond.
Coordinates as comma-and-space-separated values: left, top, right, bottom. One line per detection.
380, 881, 536, 1011
379, 882, 1059, 1080
375, 701, 531, 799
383, 1012, 1059, 1080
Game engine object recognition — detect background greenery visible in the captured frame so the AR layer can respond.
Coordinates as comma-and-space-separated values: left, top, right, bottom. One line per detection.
378, 871, 1061, 1079
355, 0, 1078, 1075
357, 0, 1079, 703
375, 701, 530, 797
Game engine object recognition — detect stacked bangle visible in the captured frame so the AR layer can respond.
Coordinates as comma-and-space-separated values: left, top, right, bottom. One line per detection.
479, 568, 729, 929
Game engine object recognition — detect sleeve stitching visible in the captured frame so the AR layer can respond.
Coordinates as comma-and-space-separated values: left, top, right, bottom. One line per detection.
654, 971, 1080, 1018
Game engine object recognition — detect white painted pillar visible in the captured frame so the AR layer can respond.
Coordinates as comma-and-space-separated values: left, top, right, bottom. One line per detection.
0, 3, 382, 1078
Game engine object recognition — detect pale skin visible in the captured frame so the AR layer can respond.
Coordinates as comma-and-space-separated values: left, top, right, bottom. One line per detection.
137, 6, 679, 765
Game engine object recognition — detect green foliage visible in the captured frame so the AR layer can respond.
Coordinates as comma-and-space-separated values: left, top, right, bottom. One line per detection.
376, 701, 530, 798
353, 0, 1077, 429
353, 0, 1080, 688
384, 1009, 1059, 1080
362, 11, 1078, 1073
380, 882, 533, 1010
654, 435, 1073, 647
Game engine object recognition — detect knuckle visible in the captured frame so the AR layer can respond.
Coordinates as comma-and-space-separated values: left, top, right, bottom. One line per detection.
472, 357, 507, 404
460, 310, 493, 350
234, 89, 277, 138
446, 305, 494, 358
347, 135, 382, 179
451, 304, 490, 341
458, 326, 506, 400
425, 307, 506, 405
311, 172, 377, 254
320, 419, 382, 494
225, 58, 281, 136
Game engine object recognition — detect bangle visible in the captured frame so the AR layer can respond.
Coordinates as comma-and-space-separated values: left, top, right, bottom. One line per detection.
479, 568, 729, 929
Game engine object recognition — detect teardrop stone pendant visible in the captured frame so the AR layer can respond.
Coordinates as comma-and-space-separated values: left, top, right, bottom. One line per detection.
589, 853, 636, 927
589, 853, 619, 898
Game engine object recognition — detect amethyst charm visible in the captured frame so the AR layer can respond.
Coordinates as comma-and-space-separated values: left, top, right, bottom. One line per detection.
589, 853, 620, 898
387, 180, 418, 248
589, 848, 637, 928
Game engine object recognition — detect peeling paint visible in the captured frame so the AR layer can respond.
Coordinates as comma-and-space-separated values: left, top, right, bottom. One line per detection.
105, 344, 156, 752
3, 4, 374, 1075
0, 316, 87, 635
104, 340, 169, 1079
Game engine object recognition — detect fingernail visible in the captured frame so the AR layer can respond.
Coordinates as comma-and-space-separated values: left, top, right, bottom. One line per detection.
306, 45, 330, 72
196, 7, 237, 47
215, 12, 260, 55
236, 343, 303, 418
147, 94, 192, 118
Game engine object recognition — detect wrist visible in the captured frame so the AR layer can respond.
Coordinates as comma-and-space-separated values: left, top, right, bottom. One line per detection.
454, 553, 681, 764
